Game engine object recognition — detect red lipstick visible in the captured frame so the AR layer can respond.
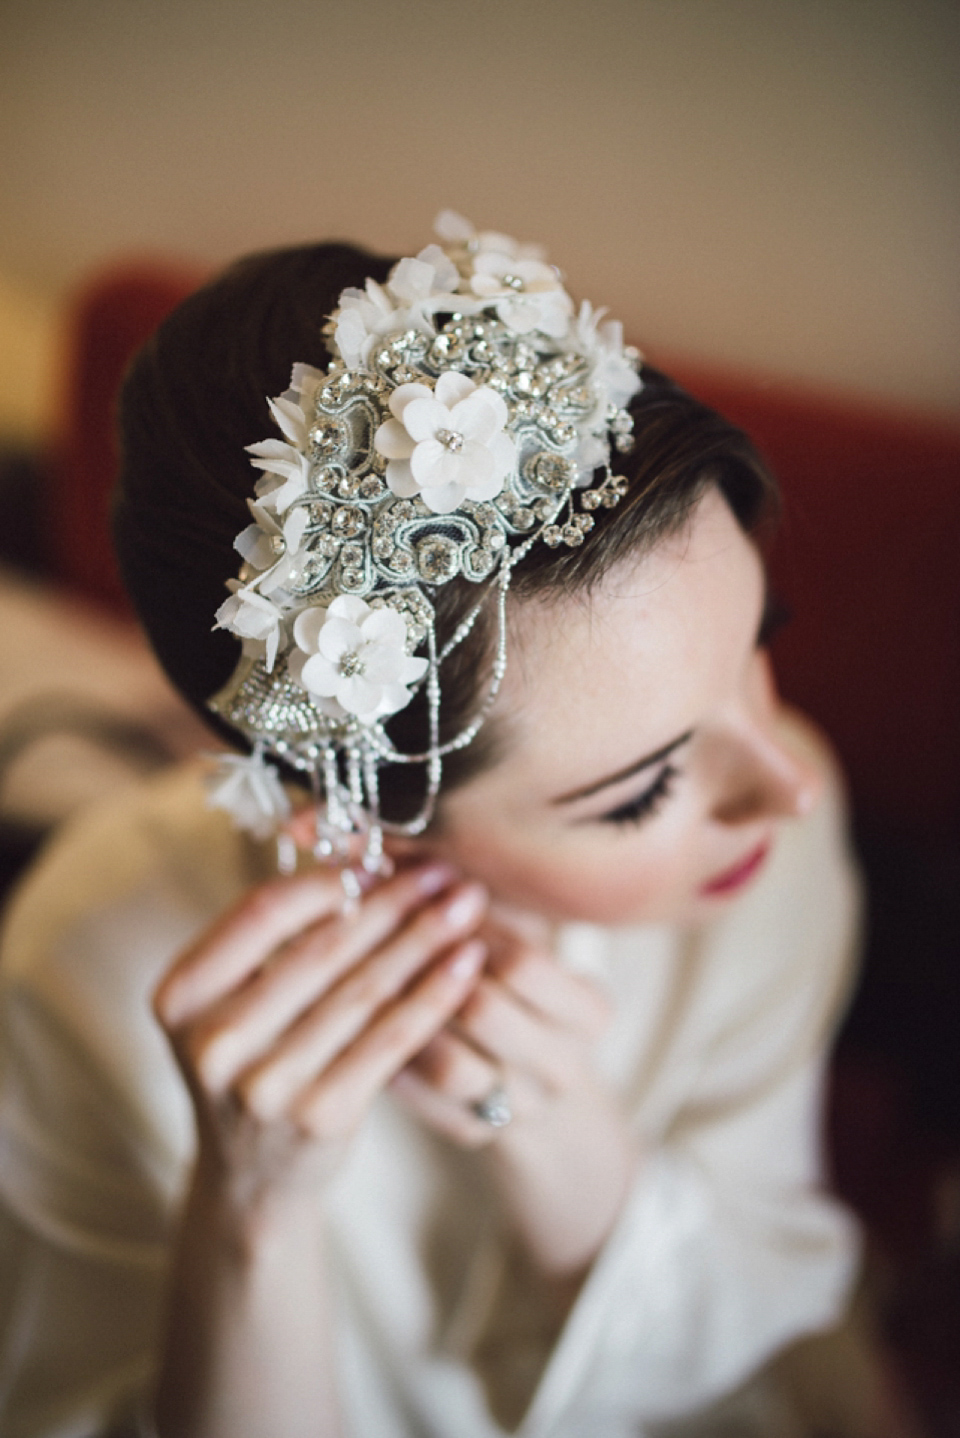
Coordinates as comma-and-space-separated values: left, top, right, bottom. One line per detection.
700, 838, 772, 898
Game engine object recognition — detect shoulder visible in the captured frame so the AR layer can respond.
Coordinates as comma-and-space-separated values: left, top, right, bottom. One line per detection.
0, 763, 260, 1136
2, 761, 255, 986
0, 765, 244, 1231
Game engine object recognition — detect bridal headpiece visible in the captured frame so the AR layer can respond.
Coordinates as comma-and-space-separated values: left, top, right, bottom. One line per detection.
207, 211, 641, 873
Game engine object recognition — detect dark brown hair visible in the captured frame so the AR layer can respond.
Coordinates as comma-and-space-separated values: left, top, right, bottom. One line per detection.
113, 242, 777, 821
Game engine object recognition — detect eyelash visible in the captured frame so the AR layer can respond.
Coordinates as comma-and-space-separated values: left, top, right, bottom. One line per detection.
600, 764, 680, 827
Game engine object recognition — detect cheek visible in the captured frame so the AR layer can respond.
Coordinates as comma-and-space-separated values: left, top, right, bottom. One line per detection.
437, 814, 703, 926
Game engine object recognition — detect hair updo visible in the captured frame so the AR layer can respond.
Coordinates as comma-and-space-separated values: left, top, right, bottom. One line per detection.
113, 242, 777, 822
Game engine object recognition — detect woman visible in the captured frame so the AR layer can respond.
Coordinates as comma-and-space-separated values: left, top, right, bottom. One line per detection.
0, 217, 867, 1437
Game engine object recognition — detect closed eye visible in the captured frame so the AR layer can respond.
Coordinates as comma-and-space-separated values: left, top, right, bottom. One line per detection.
597, 764, 680, 826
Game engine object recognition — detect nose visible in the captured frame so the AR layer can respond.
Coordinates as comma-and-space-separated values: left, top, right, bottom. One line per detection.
711, 722, 824, 827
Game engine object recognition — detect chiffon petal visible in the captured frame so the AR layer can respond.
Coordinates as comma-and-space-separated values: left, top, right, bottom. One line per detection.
389, 383, 433, 422
300, 653, 340, 698
317, 617, 360, 663
293, 606, 328, 653
410, 439, 448, 487
403, 398, 449, 444
360, 645, 404, 684
386, 459, 419, 497
361, 608, 407, 647
420, 479, 465, 514
400, 655, 429, 684
338, 674, 380, 716
374, 419, 415, 460
328, 596, 370, 624
435, 372, 476, 408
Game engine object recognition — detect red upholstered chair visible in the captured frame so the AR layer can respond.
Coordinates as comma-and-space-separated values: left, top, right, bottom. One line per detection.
50, 261, 206, 613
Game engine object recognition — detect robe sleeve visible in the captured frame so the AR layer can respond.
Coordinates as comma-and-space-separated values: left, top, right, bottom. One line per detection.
0, 780, 215, 1436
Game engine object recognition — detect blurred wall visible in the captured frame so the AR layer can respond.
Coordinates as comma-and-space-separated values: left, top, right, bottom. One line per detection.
1, 0, 958, 438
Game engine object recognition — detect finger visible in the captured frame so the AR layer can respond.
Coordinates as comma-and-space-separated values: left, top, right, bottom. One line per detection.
409, 1029, 546, 1120
156, 860, 454, 1031
390, 1068, 500, 1148
235, 885, 488, 1116
408, 1029, 496, 1104
454, 978, 577, 1093
485, 938, 612, 1040
394, 1035, 545, 1144
293, 940, 489, 1141
176, 866, 467, 1089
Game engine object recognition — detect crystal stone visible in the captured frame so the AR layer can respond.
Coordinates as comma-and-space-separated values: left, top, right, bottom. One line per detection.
431, 334, 466, 364
417, 536, 460, 583
332, 507, 365, 538
309, 417, 347, 458
436, 428, 464, 453
307, 501, 333, 527
542, 526, 563, 547
531, 453, 573, 492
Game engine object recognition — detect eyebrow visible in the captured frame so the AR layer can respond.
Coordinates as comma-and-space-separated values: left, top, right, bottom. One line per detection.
552, 730, 695, 805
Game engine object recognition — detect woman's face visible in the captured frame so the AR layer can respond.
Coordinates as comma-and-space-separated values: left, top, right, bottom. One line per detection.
433, 487, 823, 928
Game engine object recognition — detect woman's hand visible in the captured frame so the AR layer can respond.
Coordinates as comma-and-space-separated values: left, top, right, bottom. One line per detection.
152, 860, 489, 1438
391, 915, 639, 1277
154, 861, 488, 1212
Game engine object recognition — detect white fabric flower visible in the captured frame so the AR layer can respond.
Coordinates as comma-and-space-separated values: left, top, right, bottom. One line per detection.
470, 251, 559, 297
286, 362, 325, 411
388, 245, 460, 305
246, 394, 312, 513
469, 251, 572, 338
206, 749, 291, 838
334, 278, 430, 369
434, 211, 547, 263
574, 301, 642, 412
373, 372, 516, 514
289, 597, 428, 723
233, 500, 309, 595
214, 585, 285, 671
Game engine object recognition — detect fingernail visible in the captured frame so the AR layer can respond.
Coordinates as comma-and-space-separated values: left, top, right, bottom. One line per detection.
449, 939, 486, 980
444, 882, 487, 929
416, 861, 457, 896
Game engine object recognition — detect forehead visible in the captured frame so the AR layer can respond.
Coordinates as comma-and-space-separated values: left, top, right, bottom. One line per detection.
490, 488, 764, 798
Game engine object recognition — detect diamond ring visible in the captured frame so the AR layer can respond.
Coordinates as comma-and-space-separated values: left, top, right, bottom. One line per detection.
471, 1082, 512, 1129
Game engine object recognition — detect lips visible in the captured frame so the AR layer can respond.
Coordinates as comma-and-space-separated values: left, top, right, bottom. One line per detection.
699, 837, 772, 898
